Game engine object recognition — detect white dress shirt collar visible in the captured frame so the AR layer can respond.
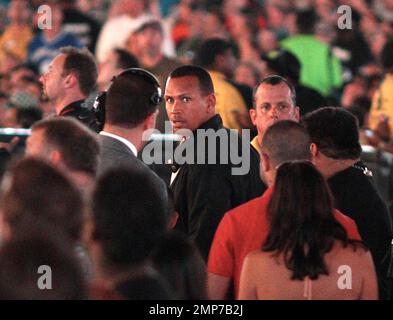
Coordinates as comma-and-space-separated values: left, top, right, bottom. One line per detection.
99, 131, 138, 157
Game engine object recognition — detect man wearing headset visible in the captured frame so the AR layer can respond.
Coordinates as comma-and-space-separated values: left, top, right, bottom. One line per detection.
96, 68, 164, 180
39, 46, 99, 132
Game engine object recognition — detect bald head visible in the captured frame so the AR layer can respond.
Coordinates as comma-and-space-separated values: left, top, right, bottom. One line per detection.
262, 120, 311, 168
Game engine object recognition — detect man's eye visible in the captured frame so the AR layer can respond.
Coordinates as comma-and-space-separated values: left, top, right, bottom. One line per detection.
278, 105, 290, 112
261, 105, 270, 112
181, 97, 190, 102
166, 97, 174, 104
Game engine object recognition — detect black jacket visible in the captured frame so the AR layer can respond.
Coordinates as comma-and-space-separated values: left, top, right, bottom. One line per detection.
171, 115, 265, 260
59, 100, 99, 132
328, 161, 393, 299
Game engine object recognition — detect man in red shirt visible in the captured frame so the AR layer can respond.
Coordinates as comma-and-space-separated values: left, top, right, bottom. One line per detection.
207, 120, 361, 299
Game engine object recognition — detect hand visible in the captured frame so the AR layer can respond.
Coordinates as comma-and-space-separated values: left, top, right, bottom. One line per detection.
0, 137, 20, 153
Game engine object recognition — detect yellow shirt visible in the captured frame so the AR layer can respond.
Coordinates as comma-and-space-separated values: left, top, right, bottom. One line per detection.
251, 136, 261, 155
0, 25, 33, 64
208, 70, 250, 130
369, 74, 393, 131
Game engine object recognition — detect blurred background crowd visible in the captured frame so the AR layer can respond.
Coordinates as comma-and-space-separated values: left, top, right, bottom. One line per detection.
0, 0, 391, 132
0, 0, 391, 301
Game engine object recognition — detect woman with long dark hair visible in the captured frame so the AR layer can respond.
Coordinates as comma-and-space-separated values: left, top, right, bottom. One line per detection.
239, 161, 378, 300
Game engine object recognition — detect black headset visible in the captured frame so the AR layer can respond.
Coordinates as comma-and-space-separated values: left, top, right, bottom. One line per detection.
93, 68, 163, 131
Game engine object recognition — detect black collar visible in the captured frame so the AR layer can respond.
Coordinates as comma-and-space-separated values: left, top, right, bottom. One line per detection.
59, 99, 86, 116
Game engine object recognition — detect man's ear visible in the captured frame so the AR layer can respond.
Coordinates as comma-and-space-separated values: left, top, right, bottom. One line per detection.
261, 152, 270, 172
206, 93, 216, 114
63, 73, 77, 89
249, 108, 257, 126
49, 150, 62, 166
294, 106, 300, 121
310, 143, 318, 158
143, 110, 158, 131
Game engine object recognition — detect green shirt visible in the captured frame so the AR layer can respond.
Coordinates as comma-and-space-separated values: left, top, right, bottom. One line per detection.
281, 34, 343, 96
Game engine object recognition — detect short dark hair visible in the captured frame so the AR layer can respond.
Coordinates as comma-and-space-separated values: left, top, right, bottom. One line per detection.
168, 65, 214, 96
262, 120, 311, 167
194, 38, 232, 68
0, 158, 83, 242
114, 48, 139, 70
262, 50, 301, 82
150, 231, 207, 299
32, 117, 99, 176
254, 75, 296, 107
264, 161, 359, 280
92, 166, 168, 268
0, 230, 86, 299
60, 46, 98, 96
296, 8, 316, 34
302, 107, 362, 159
381, 39, 393, 70
105, 70, 160, 127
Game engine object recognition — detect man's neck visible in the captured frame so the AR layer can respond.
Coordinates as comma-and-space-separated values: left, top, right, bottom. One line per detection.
102, 124, 144, 152
43, 25, 62, 41
315, 155, 359, 179
55, 93, 86, 115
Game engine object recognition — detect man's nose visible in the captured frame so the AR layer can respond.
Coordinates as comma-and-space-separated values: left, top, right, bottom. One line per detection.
268, 105, 279, 116
171, 100, 182, 114
39, 74, 46, 84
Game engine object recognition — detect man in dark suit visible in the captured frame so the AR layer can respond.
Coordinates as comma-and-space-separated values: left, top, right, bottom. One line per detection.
96, 68, 163, 177
165, 65, 264, 260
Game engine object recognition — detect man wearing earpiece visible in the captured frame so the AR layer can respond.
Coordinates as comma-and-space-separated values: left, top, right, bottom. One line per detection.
39, 46, 99, 132
96, 67, 167, 197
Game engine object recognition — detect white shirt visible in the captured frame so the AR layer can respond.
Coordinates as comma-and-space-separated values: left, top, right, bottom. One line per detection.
99, 131, 138, 157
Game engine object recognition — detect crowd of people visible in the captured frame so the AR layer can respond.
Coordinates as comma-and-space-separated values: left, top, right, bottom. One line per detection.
0, 0, 391, 300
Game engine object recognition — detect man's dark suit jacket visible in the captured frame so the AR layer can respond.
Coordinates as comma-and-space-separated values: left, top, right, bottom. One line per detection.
97, 134, 168, 201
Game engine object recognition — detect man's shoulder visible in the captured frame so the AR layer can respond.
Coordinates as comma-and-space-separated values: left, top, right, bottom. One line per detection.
98, 135, 135, 157
225, 195, 266, 222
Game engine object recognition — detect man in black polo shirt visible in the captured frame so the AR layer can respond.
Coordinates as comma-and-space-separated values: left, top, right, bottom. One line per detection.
40, 46, 99, 132
303, 107, 393, 300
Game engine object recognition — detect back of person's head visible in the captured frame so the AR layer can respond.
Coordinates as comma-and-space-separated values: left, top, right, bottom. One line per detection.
150, 231, 207, 300
105, 68, 161, 127
194, 38, 233, 68
0, 157, 83, 242
254, 74, 297, 107
261, 120, 310, 167
264, 161, 353, 280
115, 272, 173, 300
347, 105, 367, 128
59, 46, 98, 96
0, 229, 86, 299
92, 166, 167, 269
380, 39, 393, 71
296, 8, 316, 34
114, 48, 139, 70
262, 50, 301, 83
302, 107, 362, 159
168, 65, 214, 96
31, 117, 99, 176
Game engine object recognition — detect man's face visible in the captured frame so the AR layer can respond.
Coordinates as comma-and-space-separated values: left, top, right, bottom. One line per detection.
134, 27, 163, 58
39, 54, 66, 101
25, 129, 49, 159
165, 76, 214, 132
250, 82, 299, 138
